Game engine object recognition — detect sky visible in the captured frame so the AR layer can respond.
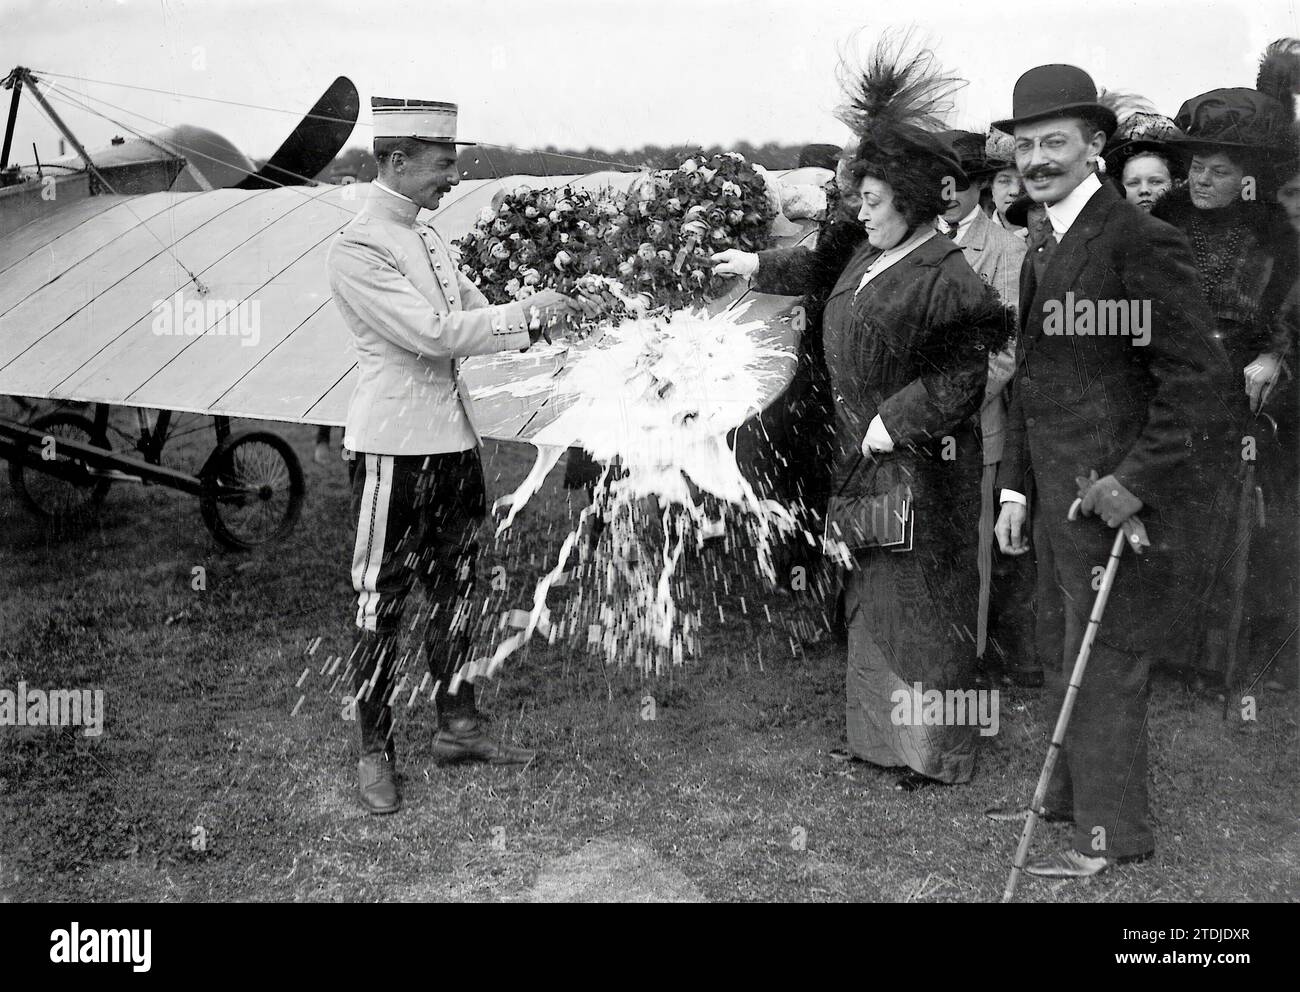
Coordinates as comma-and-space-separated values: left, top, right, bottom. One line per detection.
2, 0, 1298, 165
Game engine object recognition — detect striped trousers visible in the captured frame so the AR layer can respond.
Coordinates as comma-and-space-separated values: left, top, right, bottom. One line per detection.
347, 448, 486, 748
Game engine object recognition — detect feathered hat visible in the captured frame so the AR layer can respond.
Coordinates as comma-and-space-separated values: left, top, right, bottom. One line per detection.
835, 32, 967, 183
1170, 40, 1300, 158
1100, 91, 1188, 175
1256, 37, 1300, 122
1104, 112, 1188, 176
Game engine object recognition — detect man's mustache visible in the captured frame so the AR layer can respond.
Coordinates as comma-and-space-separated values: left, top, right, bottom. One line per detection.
1023, 167, 1063, 181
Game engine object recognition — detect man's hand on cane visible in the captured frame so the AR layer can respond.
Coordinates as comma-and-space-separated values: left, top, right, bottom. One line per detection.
1074, 470, 1143, 528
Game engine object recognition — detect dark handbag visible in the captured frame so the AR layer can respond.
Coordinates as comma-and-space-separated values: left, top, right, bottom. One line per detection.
823, 452, 914, 562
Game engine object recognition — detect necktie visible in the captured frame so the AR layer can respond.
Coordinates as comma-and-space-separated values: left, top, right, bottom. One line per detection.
1029, 211, 1056, 278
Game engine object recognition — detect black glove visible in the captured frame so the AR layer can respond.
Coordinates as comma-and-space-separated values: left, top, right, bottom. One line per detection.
1074, 470, 1143, 527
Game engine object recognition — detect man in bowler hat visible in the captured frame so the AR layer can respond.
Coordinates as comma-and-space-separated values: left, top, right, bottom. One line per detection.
986, 66, 1234, 877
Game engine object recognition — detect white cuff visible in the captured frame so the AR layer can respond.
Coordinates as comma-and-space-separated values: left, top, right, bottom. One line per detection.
999, 489, 1027, 506
862, 414, 895, 455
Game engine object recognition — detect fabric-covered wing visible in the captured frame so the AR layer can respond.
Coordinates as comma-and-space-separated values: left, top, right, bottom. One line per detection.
0, 172, 812, 440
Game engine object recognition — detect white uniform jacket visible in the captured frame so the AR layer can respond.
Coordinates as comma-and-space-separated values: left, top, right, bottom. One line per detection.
327, 182, 533, 455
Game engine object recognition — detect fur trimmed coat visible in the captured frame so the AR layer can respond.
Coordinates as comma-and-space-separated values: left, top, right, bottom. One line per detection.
1151, 184, 1299, 371
806, 231, 1013, 697
817, 233, 1014, 509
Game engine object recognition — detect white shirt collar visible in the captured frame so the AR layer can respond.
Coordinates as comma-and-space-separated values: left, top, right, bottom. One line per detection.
1044, 171, 1102, 242
856, 226, 936, 295
373, 178, 417, 205
950, 205, 981, 245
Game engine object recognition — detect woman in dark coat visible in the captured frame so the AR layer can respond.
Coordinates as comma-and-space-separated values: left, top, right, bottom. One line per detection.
720, 38, 1012, 785
1152, 53, 1300, 687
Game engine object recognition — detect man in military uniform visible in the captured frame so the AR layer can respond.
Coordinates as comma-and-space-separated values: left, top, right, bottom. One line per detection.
327, 97, 599, 814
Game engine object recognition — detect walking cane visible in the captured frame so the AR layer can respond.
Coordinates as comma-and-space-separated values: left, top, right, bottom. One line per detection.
1220, 410, 1277, 717
1001, 498, 1149, 903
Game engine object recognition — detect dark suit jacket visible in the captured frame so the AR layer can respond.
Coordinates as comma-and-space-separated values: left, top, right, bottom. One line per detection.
997, 182, 1234, 525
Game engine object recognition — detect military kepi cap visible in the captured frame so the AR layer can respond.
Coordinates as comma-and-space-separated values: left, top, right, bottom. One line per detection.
371, 97, 475, 145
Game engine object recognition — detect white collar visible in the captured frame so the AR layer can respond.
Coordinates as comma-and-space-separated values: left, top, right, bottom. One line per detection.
365, 179, 424, 226
373, 178, 417, 205
951, 205, 982, 244
1044, 171, 1102, 241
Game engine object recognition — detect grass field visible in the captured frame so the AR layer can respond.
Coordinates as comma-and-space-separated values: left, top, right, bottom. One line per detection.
1, 415, 1296, 902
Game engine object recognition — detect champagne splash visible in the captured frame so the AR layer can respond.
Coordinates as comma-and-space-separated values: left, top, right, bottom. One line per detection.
460, 303, 803, 683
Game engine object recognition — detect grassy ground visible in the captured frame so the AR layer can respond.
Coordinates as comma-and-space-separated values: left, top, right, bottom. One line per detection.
0, 415, 1296, 902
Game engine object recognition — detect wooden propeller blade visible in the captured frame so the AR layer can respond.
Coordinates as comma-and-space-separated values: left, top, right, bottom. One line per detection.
233, 76, 359, 190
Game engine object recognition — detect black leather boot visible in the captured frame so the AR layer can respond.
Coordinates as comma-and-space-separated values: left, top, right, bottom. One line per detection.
431, 679, 536, 766
356, 697, 400, 814
352, 631, 402, 814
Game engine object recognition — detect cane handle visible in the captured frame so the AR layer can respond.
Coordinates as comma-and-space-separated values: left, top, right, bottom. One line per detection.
1068, 498, 1149, 549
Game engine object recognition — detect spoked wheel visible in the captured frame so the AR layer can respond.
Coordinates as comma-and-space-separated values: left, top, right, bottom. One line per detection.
200, 430, 304, 550
8, 411, 114, 526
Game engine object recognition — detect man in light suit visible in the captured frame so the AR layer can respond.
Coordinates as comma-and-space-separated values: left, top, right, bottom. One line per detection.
986, 66, 1234, 877
327, 96, 598, 814
938, 131, 1038, 686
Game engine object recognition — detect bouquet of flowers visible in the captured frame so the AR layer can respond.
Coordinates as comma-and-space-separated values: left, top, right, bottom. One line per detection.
611, 150, 777, 311
455, 185, 619, 305
454, 151, 778, 315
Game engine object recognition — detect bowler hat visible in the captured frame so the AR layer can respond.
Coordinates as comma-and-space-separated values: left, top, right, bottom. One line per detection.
993, 64, 1118, 136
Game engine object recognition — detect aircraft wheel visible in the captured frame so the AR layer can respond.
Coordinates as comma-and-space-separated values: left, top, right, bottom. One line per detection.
8, 411, 113, 524
200, 430, 304, 550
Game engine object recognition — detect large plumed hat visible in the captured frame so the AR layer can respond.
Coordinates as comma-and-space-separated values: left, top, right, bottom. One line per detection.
1169, 39, 1300, 158
992, 64, 1117, 137
835, 31, 967, 184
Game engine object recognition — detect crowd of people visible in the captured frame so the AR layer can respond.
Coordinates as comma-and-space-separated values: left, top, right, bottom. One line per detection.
323, 37, 1297, 884
712, 36, 1300, 878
